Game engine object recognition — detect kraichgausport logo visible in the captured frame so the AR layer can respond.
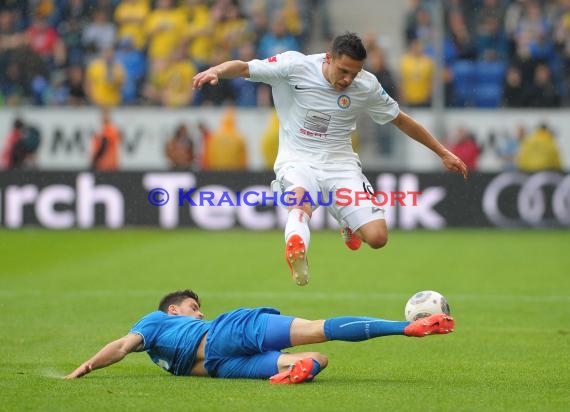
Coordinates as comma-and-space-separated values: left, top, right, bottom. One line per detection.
146, 188, 422, 208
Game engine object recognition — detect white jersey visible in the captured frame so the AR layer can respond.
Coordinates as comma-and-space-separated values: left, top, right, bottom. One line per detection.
247, 51, 400, 172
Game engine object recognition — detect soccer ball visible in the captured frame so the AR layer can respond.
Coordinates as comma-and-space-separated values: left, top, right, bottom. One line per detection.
404, 290, 450, 322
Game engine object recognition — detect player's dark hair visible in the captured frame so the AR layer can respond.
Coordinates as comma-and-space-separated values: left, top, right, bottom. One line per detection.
158, 290, 200, 312
331, 32, 367, 61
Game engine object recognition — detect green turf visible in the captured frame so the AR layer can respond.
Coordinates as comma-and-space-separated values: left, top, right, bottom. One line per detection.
1, 229, 569, 411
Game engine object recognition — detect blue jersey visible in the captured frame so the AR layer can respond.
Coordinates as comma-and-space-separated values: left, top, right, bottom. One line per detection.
204, 307, 281, 377
130, 311, 211, 376
130, 307, 285, 378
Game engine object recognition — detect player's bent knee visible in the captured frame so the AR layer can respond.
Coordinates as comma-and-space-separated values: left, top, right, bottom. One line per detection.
366, 233, 388, 249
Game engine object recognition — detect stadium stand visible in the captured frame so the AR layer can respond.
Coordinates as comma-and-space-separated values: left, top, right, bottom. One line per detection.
404, 0, 569, 108
0, 0, 568, 108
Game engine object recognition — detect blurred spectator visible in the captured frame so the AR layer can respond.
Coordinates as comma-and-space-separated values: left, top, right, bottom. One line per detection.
305, 0, 332, 44
513, 1, 555, 64
154, 46, 196, 107
197, 48, 235, 106
182, 0, 215, 69
46, 69, 70, 105
25, 14, 66, 69
0, 9, 26, 76
0, 61, 27, 105
405, 5, 434, 48
260, 109, 279, 169
555, 0, 570, 104
203, 108, 247, 170
114, 36, 146, 104
257, 9, 300, 58
444, 10, 477, 63
82, 9, 116, 62
197, 121, 213, 169
475, 0, 505, 31
244, 1, 269, 50
213, 1, 253, 53
489, 124, 526, 171
1, 118, 41, 170
280, 0, 306, 44
502, 65, 527, 107
91, 108, 120, 171
365, 44, 399, 101
516, 123, 562, 172
144, 0, 186, 64
114, 0, 149, 51
66, 63, 88, 105
0, 0, 567, 111
93, 0, 117, 20
476, 15, 508, 61
1, 117, 24, 169
229, 42, 259, 106
404, 0, 421, 43
448, 126, 481, 171
57, 0, 92, 66
165, 123, 194, 170
85, 47, 125, 107
400, 38, 434, 107
527, 62, 560, 107
505, 0, 526, 51
363, 40, 399, 154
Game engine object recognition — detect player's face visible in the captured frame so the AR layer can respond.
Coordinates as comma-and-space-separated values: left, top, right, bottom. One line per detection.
325, 53, 364, 92
170, 298, 204, 319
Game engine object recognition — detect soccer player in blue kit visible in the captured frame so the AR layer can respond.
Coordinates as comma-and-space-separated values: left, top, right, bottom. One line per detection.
65, 290, 455, 384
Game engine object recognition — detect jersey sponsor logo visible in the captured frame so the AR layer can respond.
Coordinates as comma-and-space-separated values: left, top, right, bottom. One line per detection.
267, 55, 277, 63
337, 95, 351, 109
300, 128, 327, 139
303, 110, 330, 133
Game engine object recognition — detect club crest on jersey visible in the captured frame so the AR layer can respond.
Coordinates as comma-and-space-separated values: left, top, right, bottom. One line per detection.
337, 95, 351, 109
267, 55, 277, 63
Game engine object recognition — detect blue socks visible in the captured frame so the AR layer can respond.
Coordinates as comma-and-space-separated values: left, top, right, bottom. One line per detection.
306, 358, 321, 381
324, 317, 410, 341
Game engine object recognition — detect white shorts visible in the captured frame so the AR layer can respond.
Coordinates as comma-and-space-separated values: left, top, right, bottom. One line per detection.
272, 163, 385, 231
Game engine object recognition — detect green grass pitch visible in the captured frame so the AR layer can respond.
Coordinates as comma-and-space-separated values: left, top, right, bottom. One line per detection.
1, 229, 569, 411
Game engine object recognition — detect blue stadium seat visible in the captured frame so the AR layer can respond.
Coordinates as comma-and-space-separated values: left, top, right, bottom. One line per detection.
474, 61, 506, 108
451, 60, 476, 107
475, 61, 506, 85
473, 83, 503, 108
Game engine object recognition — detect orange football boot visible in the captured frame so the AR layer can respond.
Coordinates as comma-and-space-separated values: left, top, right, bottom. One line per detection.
341, 227, 362, 250
404, 313, 455, 337
269, 358, 315, 384
285, 234, 309, 286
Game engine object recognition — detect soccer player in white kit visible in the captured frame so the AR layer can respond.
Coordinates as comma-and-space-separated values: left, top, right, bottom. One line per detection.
193, 32, 468, 287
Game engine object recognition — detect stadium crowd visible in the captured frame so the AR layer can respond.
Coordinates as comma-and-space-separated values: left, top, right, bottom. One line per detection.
1, 1, 568, 109
0, 0, 331, 107
404, 0, 570, 108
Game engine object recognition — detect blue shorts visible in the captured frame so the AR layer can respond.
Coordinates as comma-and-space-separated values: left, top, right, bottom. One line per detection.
204, 308, 294, 379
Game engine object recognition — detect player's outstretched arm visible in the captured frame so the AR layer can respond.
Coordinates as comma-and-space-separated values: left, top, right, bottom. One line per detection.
391, 111, 468, 179
64, 333, 143, 379
192, 60, 250, 90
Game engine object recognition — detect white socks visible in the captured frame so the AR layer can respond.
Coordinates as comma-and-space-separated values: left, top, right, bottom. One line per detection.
284, 208, 311, 250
